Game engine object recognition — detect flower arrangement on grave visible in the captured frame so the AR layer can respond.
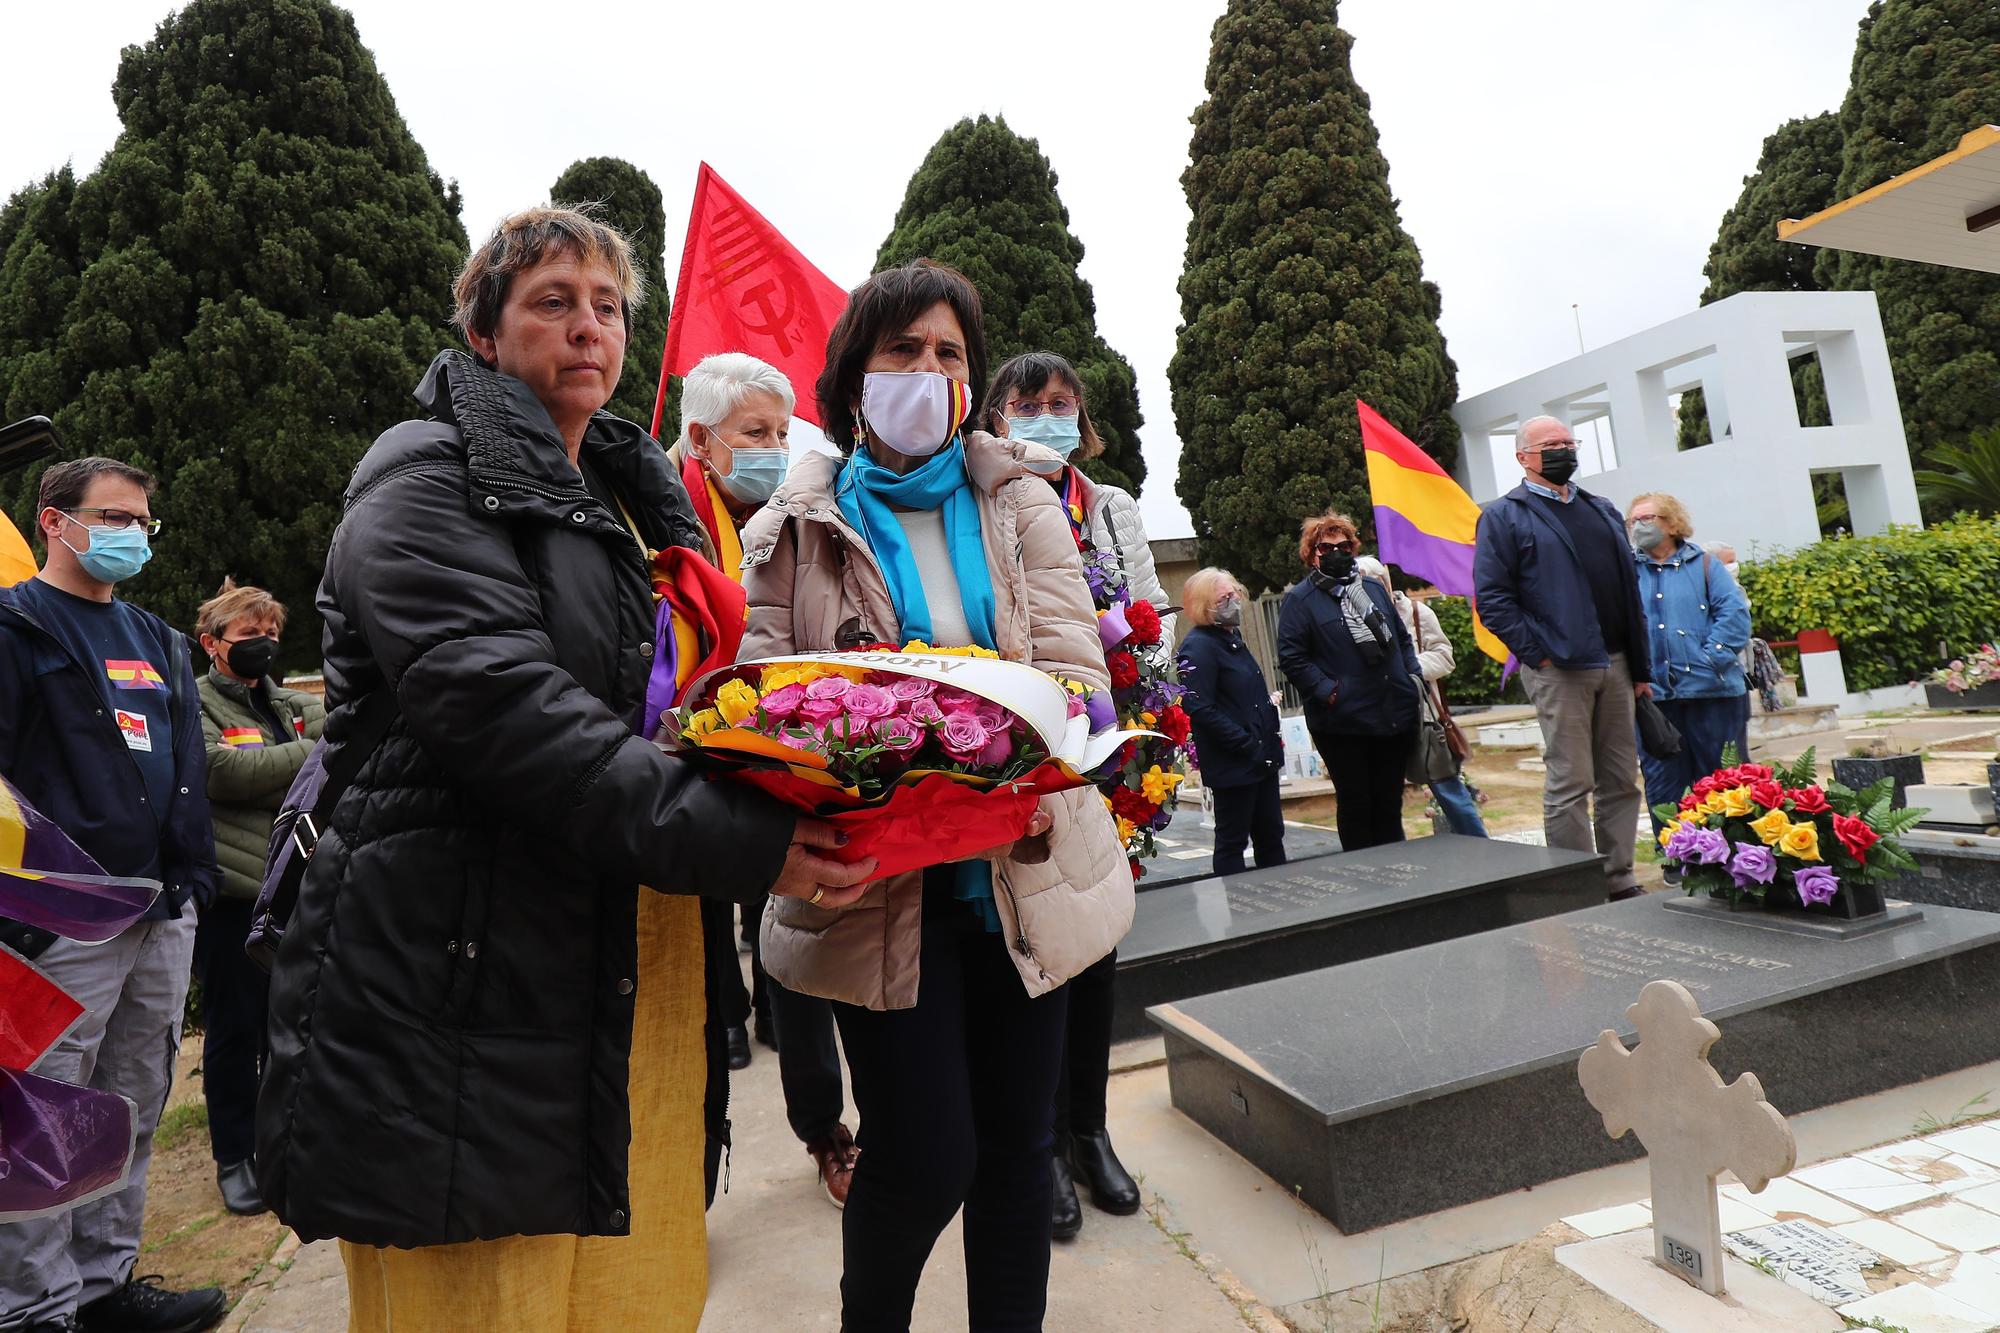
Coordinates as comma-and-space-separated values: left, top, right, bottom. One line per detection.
1929, 641, 2000, 694
1653, 746, 1927, 910
1080, 549, 1195, 878
665, 645, 1157, 879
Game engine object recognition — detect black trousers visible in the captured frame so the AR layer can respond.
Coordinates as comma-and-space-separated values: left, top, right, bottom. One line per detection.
834, 879, 1069, 1333
195, 896, 266, 1165
1310, 725, 1415, 851
770, 973, 846, 1145
1210, 774, 1287, 876
1052, 950, 1115, 1150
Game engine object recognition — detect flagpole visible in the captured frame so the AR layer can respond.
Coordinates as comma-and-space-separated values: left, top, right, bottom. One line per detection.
652, 165, 714, 439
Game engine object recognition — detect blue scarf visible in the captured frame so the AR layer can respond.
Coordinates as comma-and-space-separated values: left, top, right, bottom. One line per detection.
834, 438, 998, 650
835, 438, 1004, 931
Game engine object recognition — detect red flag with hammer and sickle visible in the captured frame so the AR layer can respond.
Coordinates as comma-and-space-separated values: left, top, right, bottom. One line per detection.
652, 164, 850, 436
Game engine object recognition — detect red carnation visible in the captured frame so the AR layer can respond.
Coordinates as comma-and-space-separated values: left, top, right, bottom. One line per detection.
1739, 763, 1774, 781
1749, 778, 1786, 810
1125, 600, 1163, 645
1833, 813, 1880, 861
1110, 785, 1156, 826
1129, 858, 1145, 881
1108, 650, 1140, 689
1787, 785, 1831, 814
1158, 704, 1192, 745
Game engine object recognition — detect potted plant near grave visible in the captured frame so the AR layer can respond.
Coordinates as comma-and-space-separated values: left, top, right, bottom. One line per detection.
1830, 736, 1926, 810
1925, 642, 2000, 711
1657, 746, 1928, 922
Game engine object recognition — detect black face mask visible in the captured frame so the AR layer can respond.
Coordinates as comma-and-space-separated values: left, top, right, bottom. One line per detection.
1316, 550, 1356, 583
223, 636, 279, 680
1536, 446, 1580, 485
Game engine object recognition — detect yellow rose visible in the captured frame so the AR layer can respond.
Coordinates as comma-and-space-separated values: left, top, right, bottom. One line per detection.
1658, 820, 1680, 849
1779, 822, 1822, 862
715, 678, 762, 727
760, 663, 830, 692
1749, 807, 1793, 847
683, 708, 724, 740
1681, 808, 1708, 826
1719, 786, 1756, 818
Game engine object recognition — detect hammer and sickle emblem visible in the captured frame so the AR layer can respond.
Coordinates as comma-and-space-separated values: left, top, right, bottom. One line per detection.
737, 274, 804, 357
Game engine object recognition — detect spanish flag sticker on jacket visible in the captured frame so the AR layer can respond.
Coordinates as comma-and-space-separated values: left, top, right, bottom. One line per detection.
219, 728, 264, 749
104, 659, 166, 690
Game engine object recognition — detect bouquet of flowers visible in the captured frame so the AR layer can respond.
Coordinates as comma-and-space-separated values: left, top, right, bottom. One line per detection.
1654, 746, 1927, 908
1081, 550, 1195, 876
1929, 642, 2000, 694
666, 645, 1157, 879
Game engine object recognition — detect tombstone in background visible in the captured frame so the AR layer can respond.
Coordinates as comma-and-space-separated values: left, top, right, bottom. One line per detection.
1578, 980, 1795, 1296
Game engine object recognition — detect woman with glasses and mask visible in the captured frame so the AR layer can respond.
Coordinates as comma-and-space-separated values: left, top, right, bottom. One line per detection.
978, 351, 1156, 1244
1626, 492, 1750, 847
192, 579, 324, 1218
740, 261, 1131, 1331
1277, 510, 1422, 851
1177, 568, 1286, 874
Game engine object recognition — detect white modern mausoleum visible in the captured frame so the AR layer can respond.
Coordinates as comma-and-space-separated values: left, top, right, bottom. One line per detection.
1449, 290, 1921, 557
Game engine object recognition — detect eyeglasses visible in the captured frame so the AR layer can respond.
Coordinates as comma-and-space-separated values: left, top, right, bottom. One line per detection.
64, 508, 162, 537
1523, 439, 1579, 453
1006, 398, 1078, 419
1316, 540, 1358, 555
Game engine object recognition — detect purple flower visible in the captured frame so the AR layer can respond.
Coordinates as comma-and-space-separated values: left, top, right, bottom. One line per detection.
1663, 823, 1705, 863
841, 683, 898, 721
1728, 843, 1777, 889
1084, 690, 1118, 732
887, 677, 936, 702
1687, 828, 1730, 865
1793, 864, 1840, 906
1098, 603, 1133, 651
759, 683, 806, 719
939, 713, 990, 761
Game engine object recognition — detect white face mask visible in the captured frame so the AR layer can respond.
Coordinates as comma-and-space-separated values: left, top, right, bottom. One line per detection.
859, 371, 971, 458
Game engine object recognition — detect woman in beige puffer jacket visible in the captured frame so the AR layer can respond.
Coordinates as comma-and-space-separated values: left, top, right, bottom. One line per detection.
738, 260, 1130, 1332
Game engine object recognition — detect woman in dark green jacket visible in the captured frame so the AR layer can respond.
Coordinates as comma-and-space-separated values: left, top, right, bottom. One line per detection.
193, 580, 324, 1215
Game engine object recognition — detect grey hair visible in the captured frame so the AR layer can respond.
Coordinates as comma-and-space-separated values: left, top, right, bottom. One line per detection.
1515, 415, 1569, 451
676, 353, 798, 450
1356, 555, 1391, 588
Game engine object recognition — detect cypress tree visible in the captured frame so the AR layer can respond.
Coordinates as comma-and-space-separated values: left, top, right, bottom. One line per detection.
552, 156, 676, 441
0, 168, 86, 422
875, 115, 1147, 494
1679, 112, 1843, 448
1817, 0, 2000, 470
1170, 0, 1458, 594
0, 0, 466, 669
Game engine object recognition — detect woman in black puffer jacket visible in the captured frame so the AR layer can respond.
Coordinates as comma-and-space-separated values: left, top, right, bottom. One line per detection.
257, 207, 872, 1332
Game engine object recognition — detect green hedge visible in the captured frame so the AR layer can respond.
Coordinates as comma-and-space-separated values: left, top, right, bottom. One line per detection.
1733, 516, 2000, 690
1427, 595, 1523, 707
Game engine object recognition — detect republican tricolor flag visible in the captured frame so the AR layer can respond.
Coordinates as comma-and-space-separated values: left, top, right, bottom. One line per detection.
1357, 400, 1509, 666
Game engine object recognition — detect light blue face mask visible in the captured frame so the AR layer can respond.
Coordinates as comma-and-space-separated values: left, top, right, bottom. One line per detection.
59, 516, 152, 584
1006, 412, 1083, 458
706, 426, 789, 504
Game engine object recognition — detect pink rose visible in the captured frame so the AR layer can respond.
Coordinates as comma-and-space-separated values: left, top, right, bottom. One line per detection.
972, 703, 1008, 732
797, 696, 846, 727
842, 683, 898, 720
906, 697, 945, 728
1065, 691, 1088, 720
935, 687, 982, 714
973, 727, 1014, 768
939, 713, 990, 760
777, 725, 824, 752
887, 677, 936, 702
804, 676, 851, 701
759, 683, 806, 719
871, 716, 925, 753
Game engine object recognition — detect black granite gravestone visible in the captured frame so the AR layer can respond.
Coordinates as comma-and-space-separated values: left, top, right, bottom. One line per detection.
1902, 830, 2000, 913
1134, 806, 1343, 891
1112, 835, 1602, 1039
1151, 893, 2000, 1233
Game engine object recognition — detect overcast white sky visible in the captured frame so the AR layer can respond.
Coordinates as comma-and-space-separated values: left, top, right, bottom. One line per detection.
2, 0, 1871, 538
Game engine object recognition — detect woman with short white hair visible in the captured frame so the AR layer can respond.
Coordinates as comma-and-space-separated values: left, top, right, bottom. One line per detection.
669, 352, 796, 571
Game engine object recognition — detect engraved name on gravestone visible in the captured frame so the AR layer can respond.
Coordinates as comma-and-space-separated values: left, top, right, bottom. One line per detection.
1218, 860, 1423, 916
1516, 921, 1794, 995
1724, 1221, 1877, 1307
1578, 980, 1797, 1298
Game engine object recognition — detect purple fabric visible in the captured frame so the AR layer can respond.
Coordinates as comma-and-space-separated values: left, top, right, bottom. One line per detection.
1371, 507, 1476, 596
1084, 691, 1118, 732
1097, 603, 1132, 652
639, 599, 680, 739
0, 1066, 134, 1223
0, 781, 160, 942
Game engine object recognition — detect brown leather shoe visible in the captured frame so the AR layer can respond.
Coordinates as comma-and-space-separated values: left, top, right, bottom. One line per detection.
807, 1125, 859, 1210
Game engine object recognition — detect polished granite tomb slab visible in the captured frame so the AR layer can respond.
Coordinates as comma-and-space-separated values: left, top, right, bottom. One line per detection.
1135, 806, 1343, 891
1151, 893, 2000, 1233
1112, 834, 1602, 1039
1900, 829, 2000, 913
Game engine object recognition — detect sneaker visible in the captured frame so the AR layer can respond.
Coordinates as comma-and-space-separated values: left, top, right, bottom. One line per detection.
77, 1275, 225, 1333
806, 1124, 859, 1210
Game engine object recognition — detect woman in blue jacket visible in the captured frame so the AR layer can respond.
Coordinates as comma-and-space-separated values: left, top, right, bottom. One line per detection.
1277, 511, 1421, 850
1178, 567, 1287, 875
1627, 492, 1751, 834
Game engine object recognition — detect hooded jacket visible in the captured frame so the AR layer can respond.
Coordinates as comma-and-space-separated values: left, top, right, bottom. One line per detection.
257, 351, 793, 1248
738, 431, 1132, 1009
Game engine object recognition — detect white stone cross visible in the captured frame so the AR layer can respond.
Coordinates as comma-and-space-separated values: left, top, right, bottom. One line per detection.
1578, 979, 1796, 1297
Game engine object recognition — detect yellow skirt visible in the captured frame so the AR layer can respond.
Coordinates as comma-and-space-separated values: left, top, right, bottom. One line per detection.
340, 891, 710, 1332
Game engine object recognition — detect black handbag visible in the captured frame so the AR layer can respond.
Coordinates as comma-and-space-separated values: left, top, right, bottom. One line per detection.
1635, 694, 1683, 760
1404, 607, 1463, 785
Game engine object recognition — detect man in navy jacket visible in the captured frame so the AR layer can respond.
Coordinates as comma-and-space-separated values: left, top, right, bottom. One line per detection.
1473, 418, 1652, 900
0, 458, 224, 1332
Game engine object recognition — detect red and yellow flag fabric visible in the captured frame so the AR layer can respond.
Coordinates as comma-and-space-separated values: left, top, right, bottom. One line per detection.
0, 517, 34, 588
1357, 399, 1509, 665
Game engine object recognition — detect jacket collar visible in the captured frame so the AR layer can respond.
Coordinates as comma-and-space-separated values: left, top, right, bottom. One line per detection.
204, 665, 276, 707
413, 350, 703, 553
1637, 538, 1705, 570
